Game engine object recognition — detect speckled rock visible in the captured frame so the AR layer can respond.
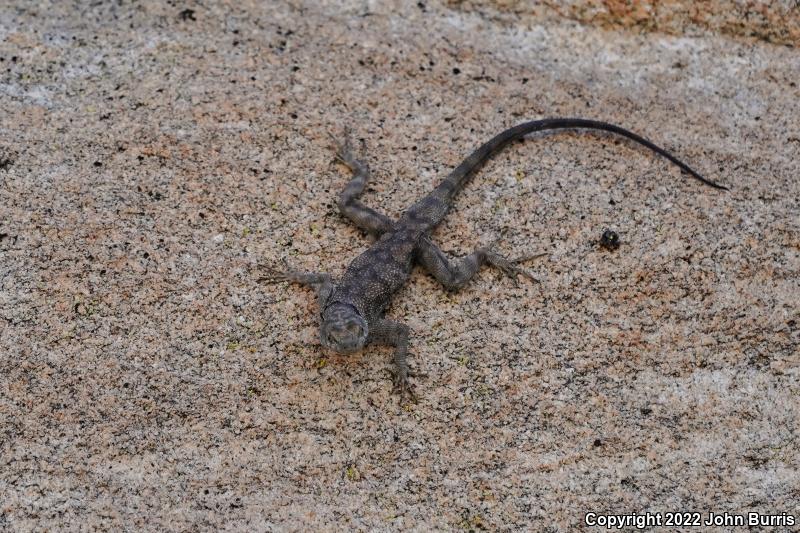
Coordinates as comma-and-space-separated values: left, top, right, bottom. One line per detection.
450, 0, 800, 46
1, 1, 798, 530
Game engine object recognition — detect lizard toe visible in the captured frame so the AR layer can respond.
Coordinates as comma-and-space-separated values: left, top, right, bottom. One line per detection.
390, 368, 419, 403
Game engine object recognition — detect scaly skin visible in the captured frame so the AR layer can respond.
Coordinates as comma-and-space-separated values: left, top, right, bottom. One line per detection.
262, 118, 727, 401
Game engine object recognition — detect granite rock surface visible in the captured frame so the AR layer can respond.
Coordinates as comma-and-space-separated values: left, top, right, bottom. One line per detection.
1, 1, 798, 530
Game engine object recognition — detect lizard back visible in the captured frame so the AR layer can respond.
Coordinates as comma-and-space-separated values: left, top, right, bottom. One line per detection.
329, 228, 420, 318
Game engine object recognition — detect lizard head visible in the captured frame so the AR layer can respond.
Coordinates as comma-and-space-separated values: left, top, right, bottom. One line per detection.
320, 302, 368, 353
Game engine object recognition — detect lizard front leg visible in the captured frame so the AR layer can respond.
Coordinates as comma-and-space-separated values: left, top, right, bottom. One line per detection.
259, 261, 334, 309
331, 132, 395, 236
369, 319, 418, 401
416, 235, 542, 290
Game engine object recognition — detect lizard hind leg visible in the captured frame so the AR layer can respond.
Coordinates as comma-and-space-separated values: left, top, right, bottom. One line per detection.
416, 235, 543, 290
482, 240, 546, 285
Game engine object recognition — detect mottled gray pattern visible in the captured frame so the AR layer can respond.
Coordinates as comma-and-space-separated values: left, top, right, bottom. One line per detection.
265, 118, 726, 399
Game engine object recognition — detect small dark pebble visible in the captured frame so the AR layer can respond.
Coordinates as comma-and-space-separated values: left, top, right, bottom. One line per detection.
599, 229, 620, 251
178, 9, 196, 21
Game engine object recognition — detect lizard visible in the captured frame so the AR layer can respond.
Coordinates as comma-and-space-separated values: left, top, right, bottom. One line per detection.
262, 118, 727, 400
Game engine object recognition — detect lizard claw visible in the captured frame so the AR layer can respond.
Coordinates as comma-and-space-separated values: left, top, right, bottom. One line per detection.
481, 237, 545, 284
511, 252, 549, 264
257, 258, 294, 284
258, 273, 290, 284
329, 127, 355, 166
483, 250, 540, 284
389, 365, 423, 403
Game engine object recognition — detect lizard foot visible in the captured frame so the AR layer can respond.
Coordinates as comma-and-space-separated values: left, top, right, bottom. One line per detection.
483, 249, 544, 284
389, 366, 425, 403
257, 259, 291, 284
257, 259, 308, 285
328, 127, 359, 169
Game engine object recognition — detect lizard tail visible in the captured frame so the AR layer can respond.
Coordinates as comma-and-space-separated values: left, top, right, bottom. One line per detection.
403, 118, 727, 231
